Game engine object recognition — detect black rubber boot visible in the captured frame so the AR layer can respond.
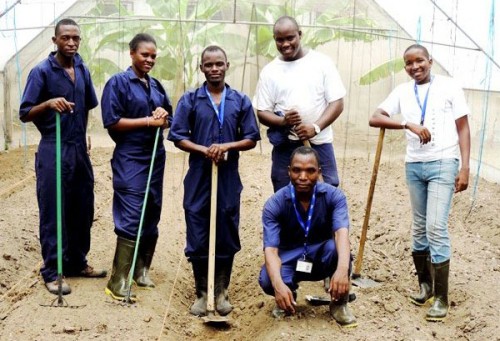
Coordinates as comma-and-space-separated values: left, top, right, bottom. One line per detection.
215, 257, 234, 316
426, 260, 450, 321
134, 236, 157, 289
105, 236, 137, 302
330, 294, 358, 328
410, 251, 433, 306
190, 260, 208, 316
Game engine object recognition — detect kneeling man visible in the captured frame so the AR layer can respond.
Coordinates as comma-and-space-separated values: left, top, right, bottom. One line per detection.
259, 146, 356, 327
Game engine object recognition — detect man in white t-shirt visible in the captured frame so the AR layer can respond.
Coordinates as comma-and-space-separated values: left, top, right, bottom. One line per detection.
254, 15, 346, 193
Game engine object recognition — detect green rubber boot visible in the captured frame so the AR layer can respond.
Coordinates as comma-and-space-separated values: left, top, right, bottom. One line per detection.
426, 260, 450, 321
190, 260, 208, 316
410, 251, 433, 306
105, 236, 137, 302
330, 294, 358, 328
215, 257, 234, 316
134, 236, 157, 288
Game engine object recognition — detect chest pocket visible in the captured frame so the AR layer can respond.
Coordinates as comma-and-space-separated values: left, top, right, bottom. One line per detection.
44, 69, 73, 105
150, 80, 166, 110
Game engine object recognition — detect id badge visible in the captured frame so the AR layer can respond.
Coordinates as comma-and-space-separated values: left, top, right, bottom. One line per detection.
296, 259, 313, 273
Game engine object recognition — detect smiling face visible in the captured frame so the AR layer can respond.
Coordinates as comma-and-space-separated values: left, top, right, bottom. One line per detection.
200, 49, 229, 86
404, 47, 433, 84
288, 152, 321, 195
52, 24, 81, 58
130, 41, 157, 78
273, 19, 303, 61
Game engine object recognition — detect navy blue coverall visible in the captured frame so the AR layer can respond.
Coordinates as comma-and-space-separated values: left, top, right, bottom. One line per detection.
258, 182, 351, 295
101, 67, 172, 240
19, 52, 98, 283
168, 83, 261, 261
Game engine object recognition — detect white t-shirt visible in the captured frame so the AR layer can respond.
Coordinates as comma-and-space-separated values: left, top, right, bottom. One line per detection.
378, 74, 470, 162
254, 50, 346, 144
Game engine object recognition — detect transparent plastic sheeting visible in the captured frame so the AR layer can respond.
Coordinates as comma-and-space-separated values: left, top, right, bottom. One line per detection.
1, 0, 498, 183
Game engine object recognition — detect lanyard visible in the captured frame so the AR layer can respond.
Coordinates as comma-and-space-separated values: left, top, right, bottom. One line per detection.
290, 184, 317, 257
205, 84, 226, 128
414, 75, 434, 126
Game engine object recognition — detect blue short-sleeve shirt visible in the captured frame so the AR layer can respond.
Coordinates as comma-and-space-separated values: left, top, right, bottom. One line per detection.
167, 82, 261, 210
101, 67, 172, 147
168, 82, 261, 162
19, 52, 98, 143
263, 182, 350, 250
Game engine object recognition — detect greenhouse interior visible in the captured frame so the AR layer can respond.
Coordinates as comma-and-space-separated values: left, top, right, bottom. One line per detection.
2, 0, 499, 183
0, 1, 499, 340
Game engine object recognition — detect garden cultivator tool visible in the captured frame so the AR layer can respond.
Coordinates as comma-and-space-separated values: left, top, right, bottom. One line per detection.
202, 162, 229, 325
41, 112, 85, 308
123, 127, 161, 304
352, 128, 385, 288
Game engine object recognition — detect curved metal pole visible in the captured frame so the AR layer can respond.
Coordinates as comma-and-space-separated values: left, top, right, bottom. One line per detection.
125, 127, 161, 303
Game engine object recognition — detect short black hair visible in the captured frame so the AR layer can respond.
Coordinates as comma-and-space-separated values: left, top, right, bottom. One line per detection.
55, 18, 79, 36
404, 44, 430, 59
290, 146, 320, 167
273, 15, 300, 35
129, 33, 156, 51
200, 45, 227, 62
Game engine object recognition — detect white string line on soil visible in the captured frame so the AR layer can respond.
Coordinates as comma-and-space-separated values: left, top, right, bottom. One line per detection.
0, 193, 112, 315
0, 261, 41, 312
0, 174, 35, 198
157, 246, 186, 340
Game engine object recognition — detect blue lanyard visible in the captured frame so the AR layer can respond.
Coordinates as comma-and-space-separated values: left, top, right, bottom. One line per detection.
414, 76, 434, 126
290, 184, 317, 257
205, 84, 226, 128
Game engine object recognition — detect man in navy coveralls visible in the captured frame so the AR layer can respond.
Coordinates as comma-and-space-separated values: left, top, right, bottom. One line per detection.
19, 18, 106, 295
168, 45, 260, 316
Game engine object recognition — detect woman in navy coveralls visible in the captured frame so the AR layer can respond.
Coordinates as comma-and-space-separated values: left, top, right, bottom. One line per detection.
101, 33, 172, 301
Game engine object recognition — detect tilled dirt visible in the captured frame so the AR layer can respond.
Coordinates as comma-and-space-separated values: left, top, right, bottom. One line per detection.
0, 142, 499, 341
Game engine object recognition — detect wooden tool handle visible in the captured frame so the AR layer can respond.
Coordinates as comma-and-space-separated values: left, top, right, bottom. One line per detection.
206, 161, 218, 312
354, 128, 385, 275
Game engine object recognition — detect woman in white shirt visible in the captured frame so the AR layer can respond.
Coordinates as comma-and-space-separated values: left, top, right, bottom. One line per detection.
369, 44, 470, 322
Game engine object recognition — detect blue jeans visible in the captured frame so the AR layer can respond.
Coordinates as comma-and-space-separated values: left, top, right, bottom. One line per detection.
405, 159, 458, 264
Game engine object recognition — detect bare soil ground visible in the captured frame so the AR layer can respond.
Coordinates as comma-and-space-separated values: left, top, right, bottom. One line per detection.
0, 139, 499, 341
